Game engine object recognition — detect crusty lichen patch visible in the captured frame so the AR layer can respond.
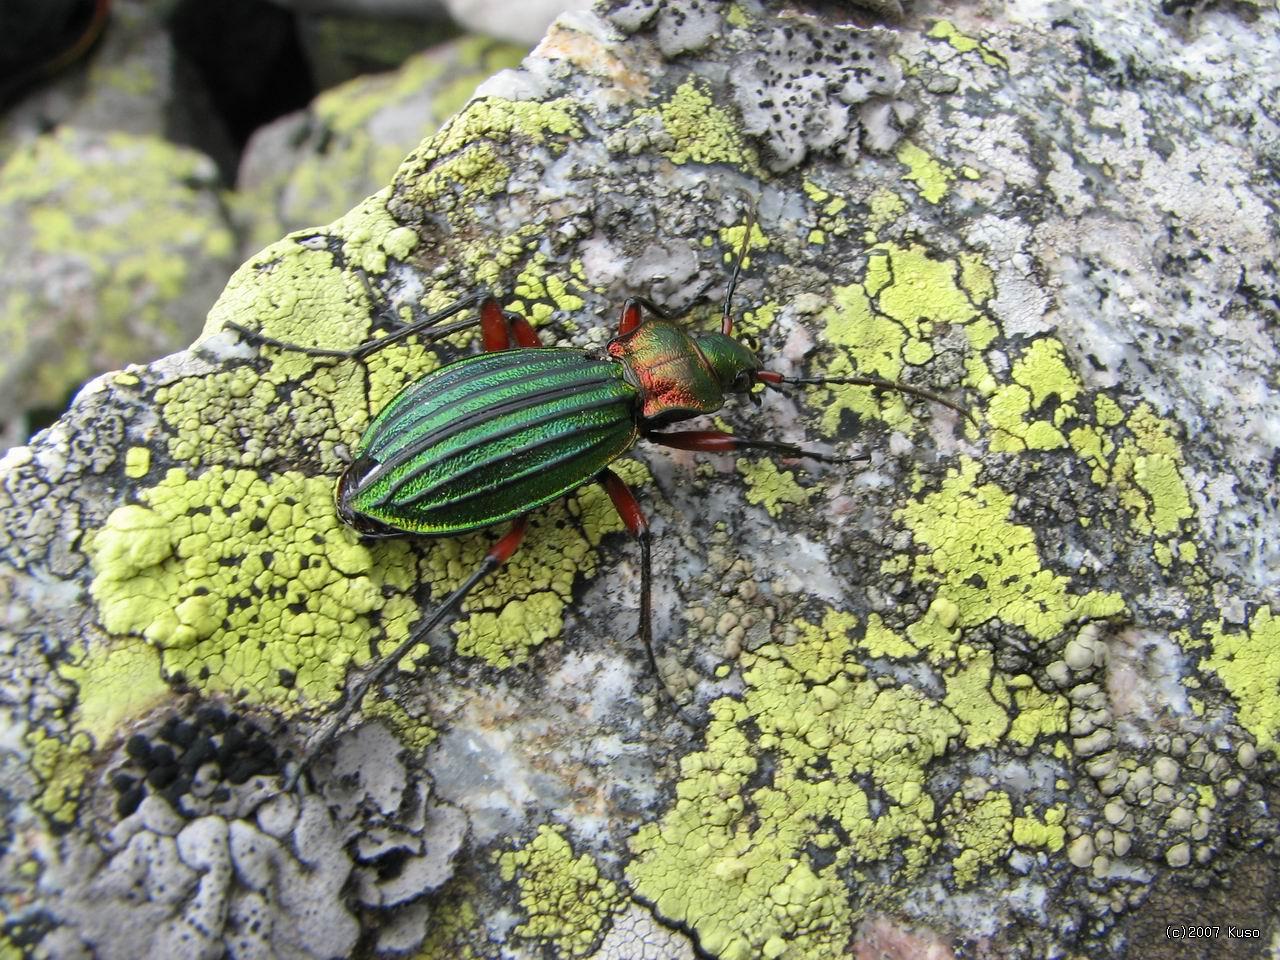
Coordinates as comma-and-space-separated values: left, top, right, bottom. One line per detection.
395, 96, 583, 210
627, 612, 962, 960
735, 457, 814, 518
499, 824, 623, 958
817, 240, 990, 433
630, 78, 762, 171
87, 467, 419, 708
448, 459, 649, 669
893, 458, 1126, 641
1200, 607, 1280, 757
0, 127, 235, 412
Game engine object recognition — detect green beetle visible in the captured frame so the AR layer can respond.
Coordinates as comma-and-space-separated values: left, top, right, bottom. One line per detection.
230, 219, 970, 754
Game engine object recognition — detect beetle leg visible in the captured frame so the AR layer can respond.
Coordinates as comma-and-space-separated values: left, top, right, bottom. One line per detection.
617, 299, 644, 336
287, 517, 530, 789
720, 200, 757, 336
646, 428, 868, 465
598, 468, 697, 723
480, 298, 542, 350
226, 291, 489, 360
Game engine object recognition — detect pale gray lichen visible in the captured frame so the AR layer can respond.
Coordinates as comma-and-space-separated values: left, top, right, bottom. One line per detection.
606, 0, 725, 56
731, 17, 908, 170
34, 722, 465, 960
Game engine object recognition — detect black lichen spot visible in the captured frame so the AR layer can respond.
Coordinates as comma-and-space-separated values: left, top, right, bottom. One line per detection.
111, 706, 284, 818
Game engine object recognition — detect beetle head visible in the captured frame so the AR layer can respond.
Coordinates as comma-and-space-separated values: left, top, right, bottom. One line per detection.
693, 332, 763, 395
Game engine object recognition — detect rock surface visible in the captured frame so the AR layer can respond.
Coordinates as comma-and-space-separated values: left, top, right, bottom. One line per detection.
1, 1, 1277, 958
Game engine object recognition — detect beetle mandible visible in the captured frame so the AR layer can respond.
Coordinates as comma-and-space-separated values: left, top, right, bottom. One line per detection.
228, 211, 971, 754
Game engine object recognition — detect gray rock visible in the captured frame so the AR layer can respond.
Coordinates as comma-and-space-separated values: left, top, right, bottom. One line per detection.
2, 1, 1278, 958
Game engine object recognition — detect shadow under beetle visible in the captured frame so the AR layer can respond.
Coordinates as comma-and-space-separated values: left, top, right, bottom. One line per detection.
228, 214, 971, 764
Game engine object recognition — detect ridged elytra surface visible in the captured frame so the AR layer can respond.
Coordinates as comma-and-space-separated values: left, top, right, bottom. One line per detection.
347, 349, 641, 534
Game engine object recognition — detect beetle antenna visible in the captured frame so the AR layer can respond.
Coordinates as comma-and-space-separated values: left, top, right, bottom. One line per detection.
721, 200, 758, 336
758, 369, 978, 426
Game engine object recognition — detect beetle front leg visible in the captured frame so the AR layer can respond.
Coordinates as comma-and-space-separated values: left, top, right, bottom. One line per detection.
598, 468, 696, 723
645, 428, 869, 465
616, 296, 682, 336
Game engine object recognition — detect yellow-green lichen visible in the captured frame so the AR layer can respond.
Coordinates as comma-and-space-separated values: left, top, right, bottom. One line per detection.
858, 613, 920, 659
360, 696, 438, 754
448, 459, 650, 669
986, 338, 1081, 452
800, 180, 852, 244
1006, 676, 1069, 746
231, 39, 519, 250
58, 637, 171, 746
1064, 397, 1196, 561
736, 458, 814, 518
26, 728, 93, 824
725, 3, 751, 28
631, 79, 760, 170
87, 467, 419, 708
415, 886, 484, 960
0, 128, 235, 408
894, 458, 1125, 642
896, 141, 955, 204
927, 20, 1009, 69
509, 251, 588, 325
718, 217, 768, 271
628, 610, 962, 960
204, 239, 373, 350
1112, 403, 1194, 537
864, 189, 907, 239
944, 651, 1010, 749
1200, 607, 1280, 757
396, 96, 583, 207
184, 240, 469, 469
818, 242, 987, 434
124, 446, 151, 479
1011, 804, 1067, 852
944, 788, 1013, 887
499, 825, 622, 958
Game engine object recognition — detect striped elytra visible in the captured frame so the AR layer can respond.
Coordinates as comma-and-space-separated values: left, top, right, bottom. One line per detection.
339, 348, 641, 535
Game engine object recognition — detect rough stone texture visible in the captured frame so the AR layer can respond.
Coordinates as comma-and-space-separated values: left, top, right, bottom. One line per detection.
1, 1, 1278, 958
0, 127, 237, 443
236, 36, 529, 255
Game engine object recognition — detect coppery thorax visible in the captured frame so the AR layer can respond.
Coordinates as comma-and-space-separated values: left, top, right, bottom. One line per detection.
606, 322, 725, 424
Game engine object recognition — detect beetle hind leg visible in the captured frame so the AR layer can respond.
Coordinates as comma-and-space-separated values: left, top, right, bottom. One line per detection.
287, 516, 530, 789
227, 287, 491, 361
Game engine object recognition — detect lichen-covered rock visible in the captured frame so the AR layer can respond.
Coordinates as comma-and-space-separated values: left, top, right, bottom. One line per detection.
0, 127, 237, 441
236, 36, 529, 254
1, 1, 1278, 958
